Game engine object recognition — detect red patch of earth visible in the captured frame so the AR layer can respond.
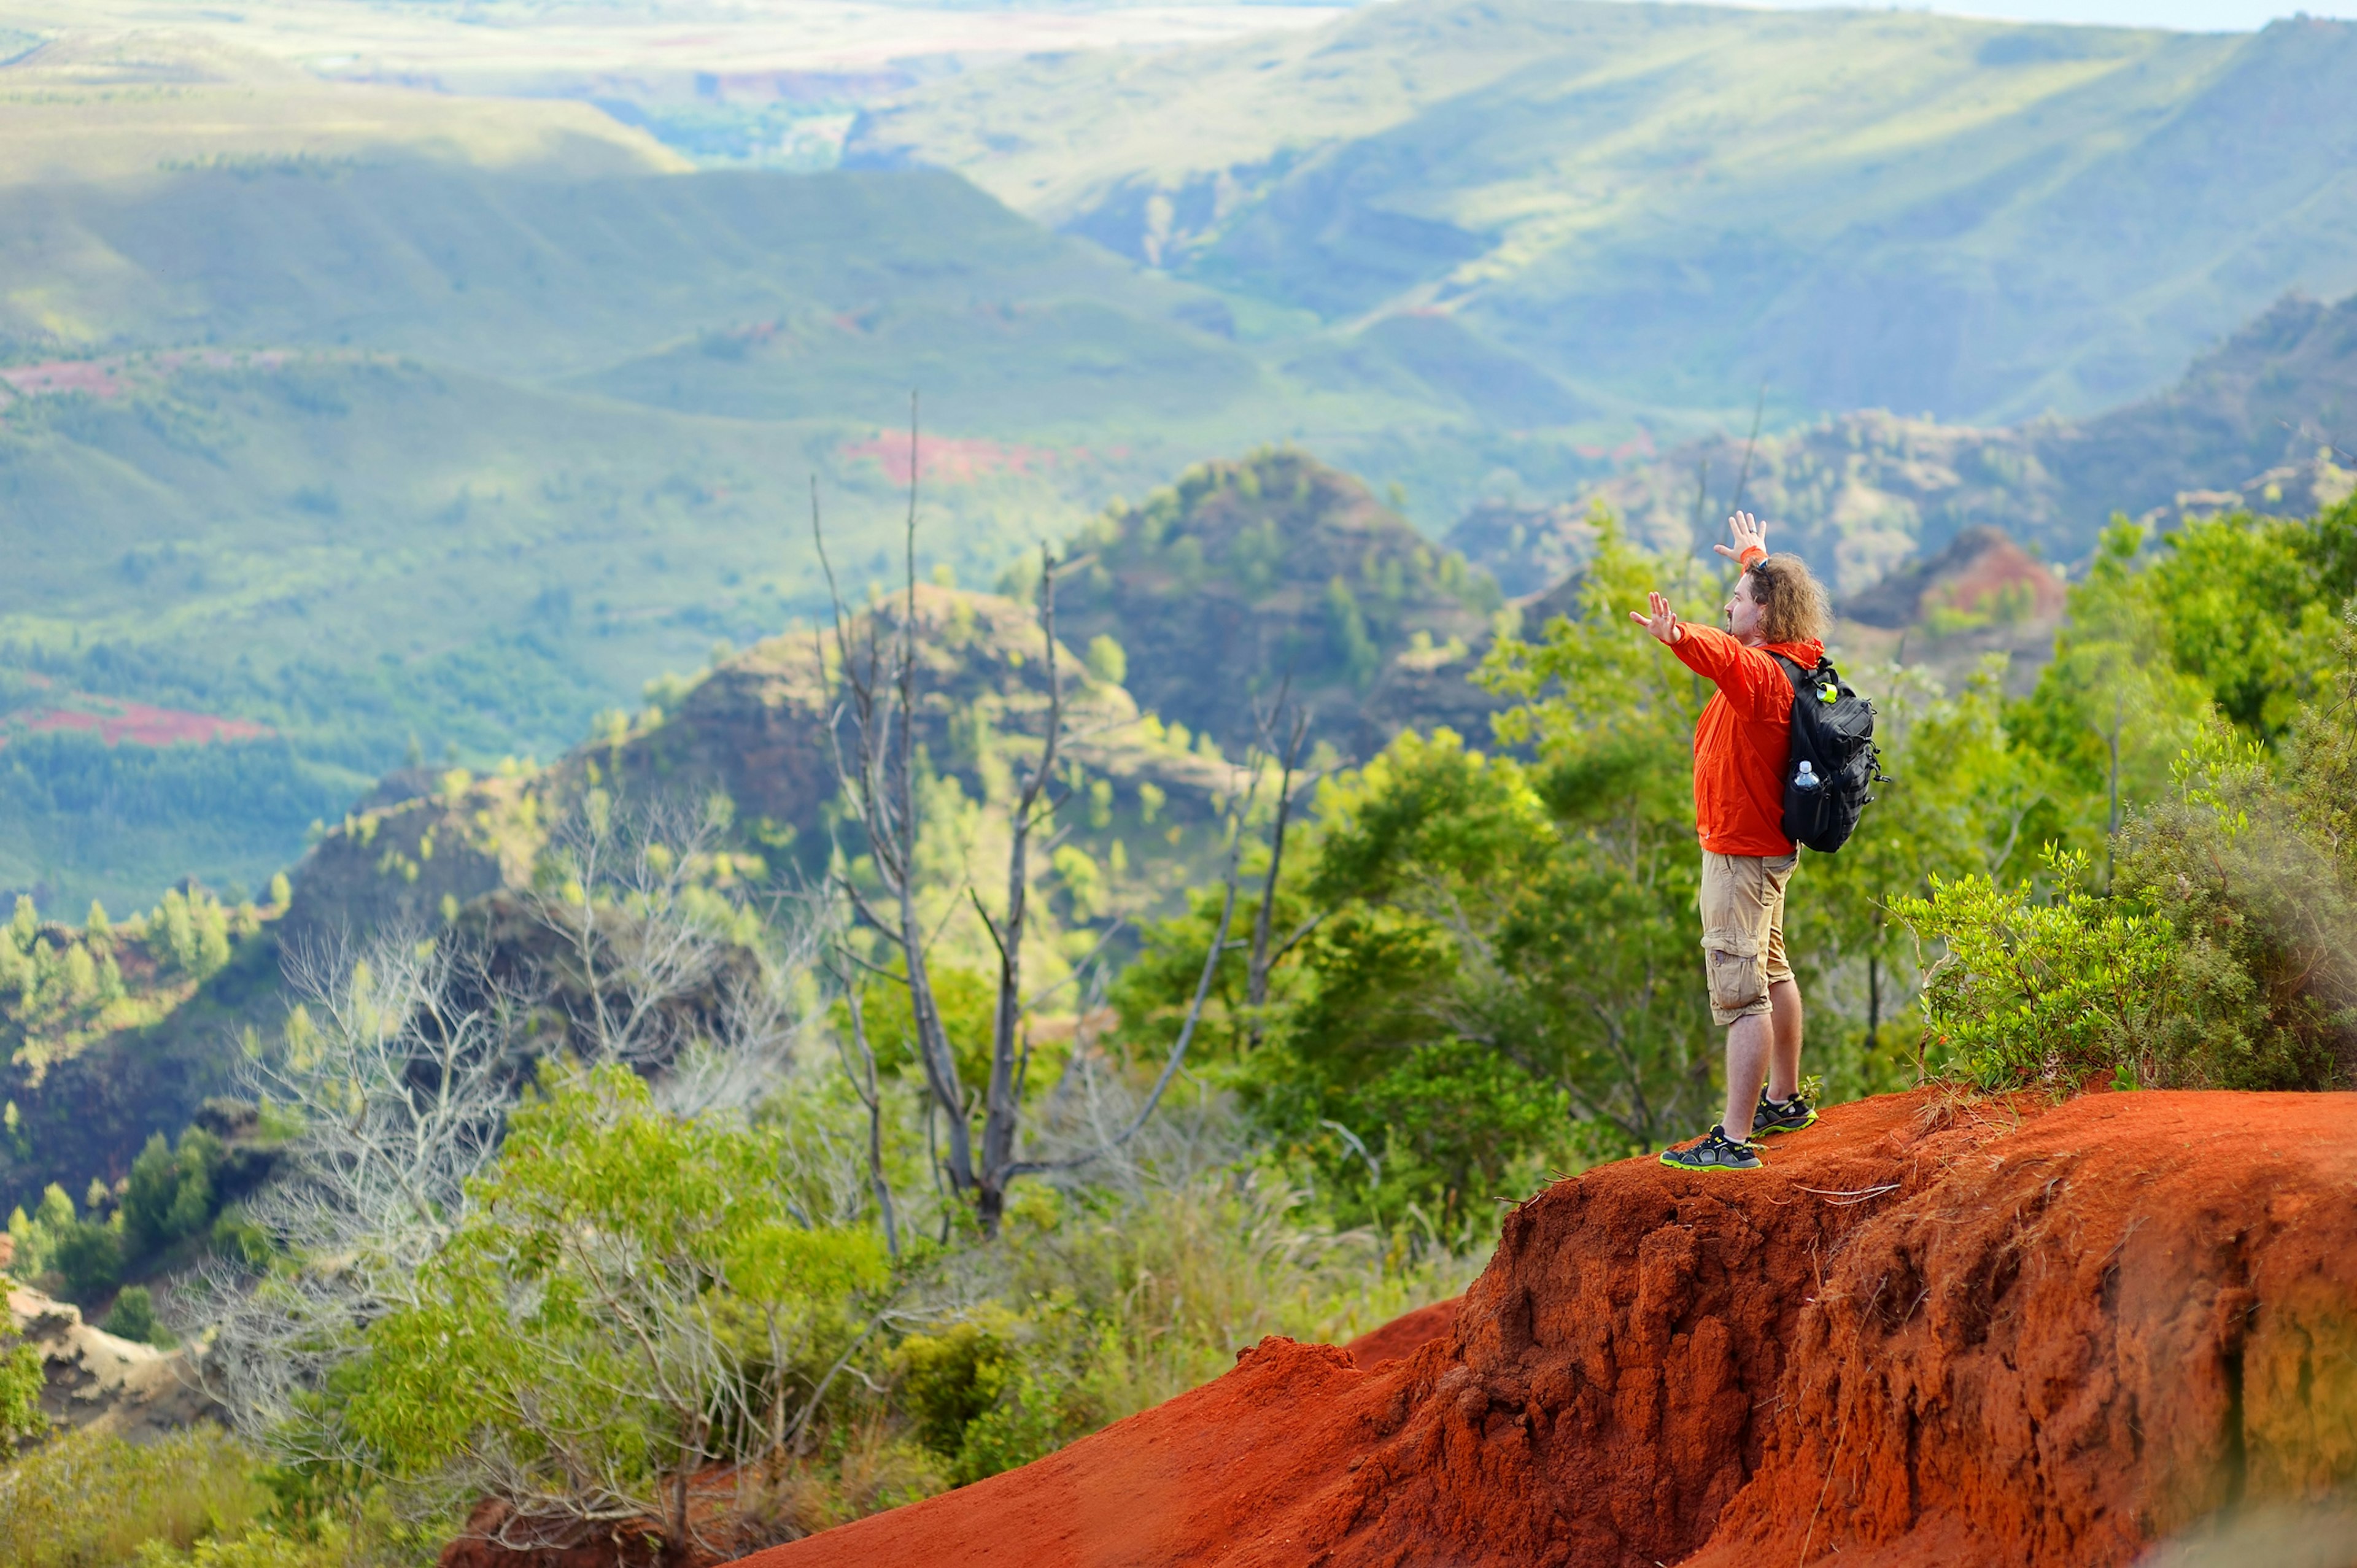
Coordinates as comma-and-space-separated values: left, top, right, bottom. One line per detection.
12, 699, 271, 748
1342, 1296, 1458, 1369
0, 360, 128, 400
841, 433, 1088, 487
1929, 533, 2067, 620
0, 349, 305, 410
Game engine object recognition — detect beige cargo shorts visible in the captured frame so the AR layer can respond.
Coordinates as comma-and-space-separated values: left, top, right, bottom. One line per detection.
1698, 850, 1799, 1027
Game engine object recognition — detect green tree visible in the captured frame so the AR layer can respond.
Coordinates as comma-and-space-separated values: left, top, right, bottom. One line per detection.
1323, 577, 1379, 689
2011, 519, 2210, 844
50, 1216, 120, 1304
102, 1284, 171, 1346
341, 1065, 889, 1554
122, 1127, 225, 1262
2137, 498, 2357, 741
1783, 661, 2064, 1095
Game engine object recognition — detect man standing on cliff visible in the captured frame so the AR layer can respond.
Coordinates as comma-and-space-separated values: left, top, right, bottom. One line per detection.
1630, 511, 1831, 1172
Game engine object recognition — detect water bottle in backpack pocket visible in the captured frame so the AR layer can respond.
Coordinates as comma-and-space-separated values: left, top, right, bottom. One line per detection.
1770, 653, 1885, 854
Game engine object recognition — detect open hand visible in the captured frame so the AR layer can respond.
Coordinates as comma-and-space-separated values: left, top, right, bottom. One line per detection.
1628, 590, 1683, 645
1713, 510, 1767, 562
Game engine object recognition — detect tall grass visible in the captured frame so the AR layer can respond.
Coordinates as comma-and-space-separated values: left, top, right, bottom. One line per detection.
0, 1427, 274, 1568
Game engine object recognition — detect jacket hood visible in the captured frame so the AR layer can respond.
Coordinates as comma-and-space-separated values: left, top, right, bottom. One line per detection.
1762, 638, 1825, 666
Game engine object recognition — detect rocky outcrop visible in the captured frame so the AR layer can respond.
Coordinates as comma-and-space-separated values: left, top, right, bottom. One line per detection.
7, 1284, 220, 1440
1528, 290, 2357, 597
745, 1089, 2357, 1567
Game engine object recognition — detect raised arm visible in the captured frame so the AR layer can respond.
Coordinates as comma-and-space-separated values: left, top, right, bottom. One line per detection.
1628, 589, 1686, 646
1714, 510, 1768, 565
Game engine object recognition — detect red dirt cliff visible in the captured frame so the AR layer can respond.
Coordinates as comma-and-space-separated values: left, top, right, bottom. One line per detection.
743, 1089, 2357, 1567
1341, 1296, 1458, 1370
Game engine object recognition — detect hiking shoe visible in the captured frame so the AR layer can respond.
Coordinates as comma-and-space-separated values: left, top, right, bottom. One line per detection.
1659, 1126, 1764, 1173
1752, 1090, 1819, 1138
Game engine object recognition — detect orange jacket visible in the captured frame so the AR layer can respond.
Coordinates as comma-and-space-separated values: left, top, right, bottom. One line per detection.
1670, 622, 1825, 857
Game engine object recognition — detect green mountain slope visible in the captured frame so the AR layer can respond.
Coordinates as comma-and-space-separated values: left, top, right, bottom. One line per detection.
0, 159, 1236, 389
0, 27, 683, 191
0, 347, 1202, 910
847, 2, 2357, 426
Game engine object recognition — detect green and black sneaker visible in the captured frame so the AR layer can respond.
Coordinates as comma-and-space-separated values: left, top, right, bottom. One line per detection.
1658, 1126, 1764, 1173
1752, 1090, 1819, 1138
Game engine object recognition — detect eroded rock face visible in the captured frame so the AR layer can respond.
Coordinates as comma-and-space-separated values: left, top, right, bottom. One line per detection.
7, 1285, 221, 1440
745, 1089, 2357, 1568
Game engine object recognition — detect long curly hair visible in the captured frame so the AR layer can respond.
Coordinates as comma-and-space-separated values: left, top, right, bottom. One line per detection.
1744, 553, 1830, 645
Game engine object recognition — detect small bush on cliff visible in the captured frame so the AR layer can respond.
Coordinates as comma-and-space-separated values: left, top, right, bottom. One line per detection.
1900, 599, 2357, 1095
123, 1126, 228, 1262
103, 1283, 172, 1346
1892, 846, 2269, 1091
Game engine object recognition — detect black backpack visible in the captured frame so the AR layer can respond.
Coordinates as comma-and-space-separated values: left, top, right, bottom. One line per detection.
1768, 652, 1884, 854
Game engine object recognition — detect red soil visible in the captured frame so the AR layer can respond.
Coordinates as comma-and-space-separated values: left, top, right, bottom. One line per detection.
743, 1089, 2357, 1568
439, 1500, 673, 1568
1342, 1296, 1458, 1369
1929, 533, 2067, 620
840, 433, 1082, 486
0, 349, 301, 412
14, 699, 270, 747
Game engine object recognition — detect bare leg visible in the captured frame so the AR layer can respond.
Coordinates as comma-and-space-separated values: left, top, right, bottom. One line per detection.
1721, 1011, 1773, 1138
1766, 978, 1804, 1102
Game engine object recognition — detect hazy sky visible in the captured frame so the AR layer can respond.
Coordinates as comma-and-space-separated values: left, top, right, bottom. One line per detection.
1658, 0, 2347, 28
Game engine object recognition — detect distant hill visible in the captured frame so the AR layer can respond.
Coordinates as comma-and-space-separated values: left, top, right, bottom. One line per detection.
1055, 449, 1506, 759
1450, 289, 2357, 597
849, 1, 2357, 428
0, 29, 681, 188
0, 122, 1481, 909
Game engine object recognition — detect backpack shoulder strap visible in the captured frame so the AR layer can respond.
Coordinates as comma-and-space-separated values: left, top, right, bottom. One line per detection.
1766, 649, 1814, 695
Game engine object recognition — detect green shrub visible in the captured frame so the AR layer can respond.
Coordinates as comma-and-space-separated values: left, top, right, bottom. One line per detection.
103, 1284, 173, 1347
1892, 848, 2265, 1092
132, 1531, 344, 1568
337, 1064, 891, 1543
123, 1128, 226, 1262
51, 1217, 122, 1304
889, 1308, 1078, 1486
0, 1333, 44, 1453
895, 1314, 1017, 1464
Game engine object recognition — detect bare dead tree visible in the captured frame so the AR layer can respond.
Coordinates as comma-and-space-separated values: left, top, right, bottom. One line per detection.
997, 768, 1264, 1184
829, 963, 901, 1261
526, 790, 750, 1070
185, 927, 524, 1453
1242, 690, 1330, 1049
967, 543, 1072, 1232
809, 401, 980, 1215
